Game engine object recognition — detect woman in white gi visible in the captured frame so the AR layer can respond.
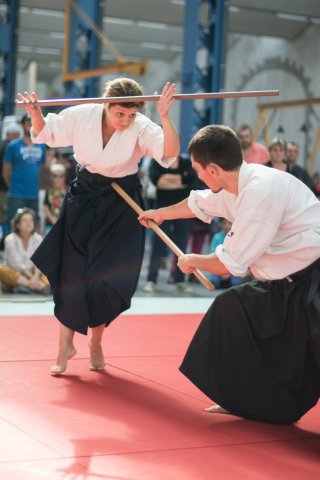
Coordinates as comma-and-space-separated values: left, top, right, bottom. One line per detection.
139, 125, 320, 424
17, 78, 179, 375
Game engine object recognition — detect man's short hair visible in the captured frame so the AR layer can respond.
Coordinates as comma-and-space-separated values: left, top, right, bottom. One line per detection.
20, 114, 31, 124
237, 124, 252, 133
188, 125, 243, 171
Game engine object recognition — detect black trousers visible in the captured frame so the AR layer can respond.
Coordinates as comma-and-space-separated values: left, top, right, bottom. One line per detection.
32, 169, 145, 335
147, 218, 191, 284
180, 259, 320, 424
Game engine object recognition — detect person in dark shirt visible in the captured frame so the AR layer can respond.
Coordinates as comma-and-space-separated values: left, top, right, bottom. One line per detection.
143, 154, 197, 293
286, 141, 314, 191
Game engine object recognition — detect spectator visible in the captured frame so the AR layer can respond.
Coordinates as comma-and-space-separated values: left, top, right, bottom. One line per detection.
144, 154, 196, 293
268, 138, 316, 192
0, 208, 49, 294
56, 147, 77, 185
0, 123, 22, 244
312, 171, 320, 199
2, 114, 48, 230
139, 156, 157, 210
266, 137, 287, 171
43, 163, 67, 234
188, 178, 215, 256
209, 218, 247, 288
237, 124, 269, 164
286, 141, 314, 190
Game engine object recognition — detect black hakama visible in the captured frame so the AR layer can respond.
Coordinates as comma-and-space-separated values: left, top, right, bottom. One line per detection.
180, 259, 320, 424
31, 169, 145, 335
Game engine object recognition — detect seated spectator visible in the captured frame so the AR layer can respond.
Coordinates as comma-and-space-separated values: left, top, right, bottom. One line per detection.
237, 124, 269, 164
0, 208, 49, 294
209, 218, 247, 288
43, 163, 67, 234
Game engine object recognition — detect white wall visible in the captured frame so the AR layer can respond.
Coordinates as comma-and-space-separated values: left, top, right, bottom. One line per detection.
223, 25, 320, 170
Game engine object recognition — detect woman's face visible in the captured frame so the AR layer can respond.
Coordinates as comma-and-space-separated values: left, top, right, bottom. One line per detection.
269, 144, 286, 164
105, 105, 139, 131
18, 213, 35, 235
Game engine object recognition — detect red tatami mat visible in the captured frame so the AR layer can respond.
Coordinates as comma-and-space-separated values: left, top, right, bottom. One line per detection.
0, 314, 319, 479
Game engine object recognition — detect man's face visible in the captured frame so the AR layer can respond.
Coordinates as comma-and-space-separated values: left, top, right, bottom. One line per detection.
191, 158, 223, 193
286, 143, 299, 165
21, 119, 32, 137
237, 129, 253, 149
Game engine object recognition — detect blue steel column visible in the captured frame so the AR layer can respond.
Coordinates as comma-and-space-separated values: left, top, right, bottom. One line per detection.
0, 0, 20, 117
64, 0, 102, 99
180, 0, 227, 154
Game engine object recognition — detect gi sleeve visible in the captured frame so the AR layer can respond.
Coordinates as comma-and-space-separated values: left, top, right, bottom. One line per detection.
188, 189, 235, 224
215, 185, 286, 276
31, 107, 77, 147
138, 120, 175, 168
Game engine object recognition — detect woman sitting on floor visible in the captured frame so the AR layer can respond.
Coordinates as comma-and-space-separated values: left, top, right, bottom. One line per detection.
0, 208, 50, 294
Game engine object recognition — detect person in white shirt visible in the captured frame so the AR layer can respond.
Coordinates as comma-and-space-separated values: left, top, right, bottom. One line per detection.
0, 208, 49, 293
139, 124, 320, 424
17, 78, 180, 375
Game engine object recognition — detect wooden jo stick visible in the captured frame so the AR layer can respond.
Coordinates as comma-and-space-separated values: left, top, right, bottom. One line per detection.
111, 181, 215, 292
15, 89, 279, 108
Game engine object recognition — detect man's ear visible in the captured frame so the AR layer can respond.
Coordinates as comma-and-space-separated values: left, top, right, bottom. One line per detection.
207, 163, 218, 176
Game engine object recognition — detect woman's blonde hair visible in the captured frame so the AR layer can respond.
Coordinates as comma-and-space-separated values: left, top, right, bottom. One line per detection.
102, 77, 145, 109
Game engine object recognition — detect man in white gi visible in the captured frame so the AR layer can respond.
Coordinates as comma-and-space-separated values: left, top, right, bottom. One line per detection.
139, 124, 320, 424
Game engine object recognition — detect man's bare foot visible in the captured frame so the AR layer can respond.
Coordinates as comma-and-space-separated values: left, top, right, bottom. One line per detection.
50, 345, 77, 375
88, 339, 105, 371
204, 404, 230, 415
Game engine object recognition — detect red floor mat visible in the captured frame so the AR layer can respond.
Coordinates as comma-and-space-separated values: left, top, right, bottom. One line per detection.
0, 314, 319, 479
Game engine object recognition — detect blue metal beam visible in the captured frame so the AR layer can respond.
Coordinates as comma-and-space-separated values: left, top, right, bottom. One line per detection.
180, 0, 227, 154
64, 0, 102, 99
0, 0, 20, 118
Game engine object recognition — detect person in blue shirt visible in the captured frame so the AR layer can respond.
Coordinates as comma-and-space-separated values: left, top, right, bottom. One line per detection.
3, 114, 47, 229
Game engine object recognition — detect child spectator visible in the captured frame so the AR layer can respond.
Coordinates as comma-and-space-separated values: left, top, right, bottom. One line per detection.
43, 163, 67, 234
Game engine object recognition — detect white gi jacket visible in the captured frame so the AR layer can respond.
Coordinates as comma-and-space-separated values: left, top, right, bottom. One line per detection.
31, 104, 175, 177
188, 162, 320, 280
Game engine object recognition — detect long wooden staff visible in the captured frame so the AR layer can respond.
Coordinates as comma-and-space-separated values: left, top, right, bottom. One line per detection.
111, 181, 214, 291
15, 89, 279, 108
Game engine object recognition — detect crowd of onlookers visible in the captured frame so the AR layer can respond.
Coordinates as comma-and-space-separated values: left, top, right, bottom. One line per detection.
0, 114, 76, 294
0, 117, 319, 295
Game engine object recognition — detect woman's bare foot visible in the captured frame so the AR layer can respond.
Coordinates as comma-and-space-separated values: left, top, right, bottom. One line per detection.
204, 404, 230, 415
50, 324, 76, 375
88, 339, 105, 371
50, 345, 76, 375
